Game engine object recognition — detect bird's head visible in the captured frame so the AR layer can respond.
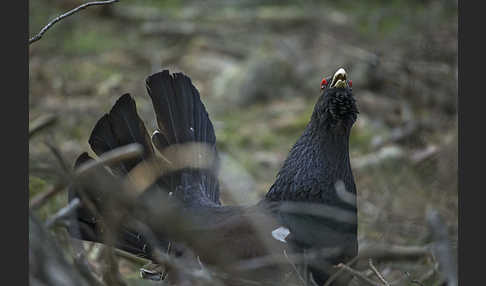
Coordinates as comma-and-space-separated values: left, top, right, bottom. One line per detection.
312, 68, 358, 130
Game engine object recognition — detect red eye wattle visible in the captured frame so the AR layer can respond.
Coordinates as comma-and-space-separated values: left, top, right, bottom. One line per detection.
320, 78, 328, 89
348, 80, 352, 87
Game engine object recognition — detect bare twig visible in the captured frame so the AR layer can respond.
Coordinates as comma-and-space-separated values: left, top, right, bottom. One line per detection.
71, 252, 106, 286
283, 250, 306, 286
29, 114, 57, 139
100, 246, 126, 286
403, 269, 436, 286
324, 243, 431, 286
29, 0, 120, 44
410, 280, 425, 286
413, 266, 437, 285
45, 140, 70, 173
232, 247, 339, 272
426, 208, 457, 286
30, 183, 66, 209
358, 243, 430, 262
368, 258, 390, 286
335, 263, 382, 286
323, 256, 359, 286
30, 213, 101, 286
30, 144, 142, 210
161, 242, 172, 280
113, 249, 150, 266
45, 198, 81, 228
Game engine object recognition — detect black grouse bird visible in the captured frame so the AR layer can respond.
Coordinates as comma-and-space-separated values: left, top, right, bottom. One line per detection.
68, 67, 358, 285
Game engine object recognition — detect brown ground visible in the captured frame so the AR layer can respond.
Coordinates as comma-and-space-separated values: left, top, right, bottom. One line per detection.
29, 1, 457, 285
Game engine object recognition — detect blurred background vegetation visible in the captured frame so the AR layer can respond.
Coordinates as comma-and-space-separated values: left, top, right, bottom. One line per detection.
29, 0, 457, 284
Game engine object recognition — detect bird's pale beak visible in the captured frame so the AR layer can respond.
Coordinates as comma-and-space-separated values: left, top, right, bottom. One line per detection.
330, 68, 347, 88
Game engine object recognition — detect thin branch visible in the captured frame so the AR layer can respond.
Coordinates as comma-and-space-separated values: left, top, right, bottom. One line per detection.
44, 140, 70, 174
413, 266, 437, 285
30, 143, 142, 210
335, 263, 382, 286
100, 246, 126, 286
29, 214, 103, 285
324, 243, 430, 286
29, 114, 57, 139
30, 183, 66, 209
426, 208, 457, 286
232, 247, 339, 271
45, 198, 81, 228
402, 269, 436, 286
358, 243, 430, 261
323, 256, 359, 286
368, 258, 390, 286
29, 0, 120, 45
113, 249, 151, 265
161, 242, 172, 280
283, 250, 307, 286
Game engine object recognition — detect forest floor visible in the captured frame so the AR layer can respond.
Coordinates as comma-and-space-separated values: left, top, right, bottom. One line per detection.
29, 1, 457, 285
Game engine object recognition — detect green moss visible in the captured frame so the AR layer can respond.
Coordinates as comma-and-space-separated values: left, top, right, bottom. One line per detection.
29, 176, 48, 197
61, 27, 122, 55
30, 175, 68, 221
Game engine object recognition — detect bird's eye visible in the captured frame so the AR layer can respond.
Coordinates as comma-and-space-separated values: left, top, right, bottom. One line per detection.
320, 78, 328, 90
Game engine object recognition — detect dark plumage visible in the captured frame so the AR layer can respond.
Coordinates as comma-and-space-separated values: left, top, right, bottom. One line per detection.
265, 80, 358, 284
145, 71, 220, 207
68, 68, 359, 285
88, 93, 154, 175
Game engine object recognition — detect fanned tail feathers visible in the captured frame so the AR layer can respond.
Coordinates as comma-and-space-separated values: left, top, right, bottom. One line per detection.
68, 69, 221, 258
88, 93, 154, 176
146, 70, 220, 206
69, 94, 158, 258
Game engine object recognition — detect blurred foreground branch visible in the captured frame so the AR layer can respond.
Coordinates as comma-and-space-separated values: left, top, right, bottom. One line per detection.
74, 143, 142, 177
358, 244, 430, 262
45, 198, 81, 228
29, 143, 143, 209
335, 263, 381, 286
426, 208, 457, 286
368, 259, 390, 286
29, 114, 57, 139
29, 214, 102, 286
